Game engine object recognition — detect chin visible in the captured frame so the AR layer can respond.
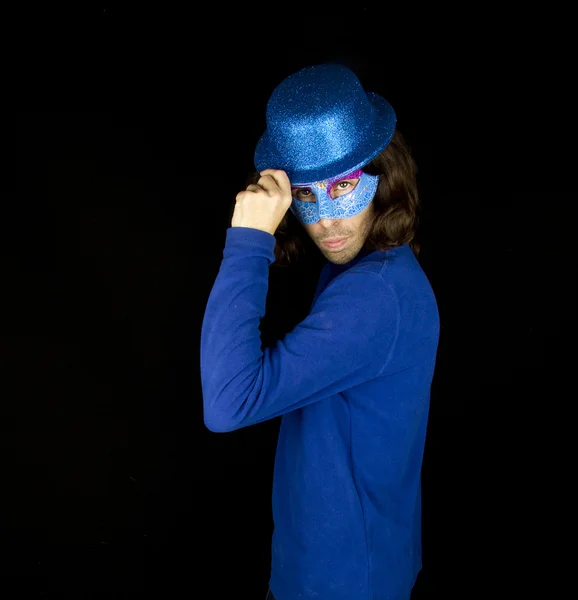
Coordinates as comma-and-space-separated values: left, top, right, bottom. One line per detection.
327, 255, 352, 265
317, 237, 358, 261
321, 249, 354, 264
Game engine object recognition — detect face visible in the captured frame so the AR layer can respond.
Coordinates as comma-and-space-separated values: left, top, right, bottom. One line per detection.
291, 170, 377, 264
301, 200, 375, 264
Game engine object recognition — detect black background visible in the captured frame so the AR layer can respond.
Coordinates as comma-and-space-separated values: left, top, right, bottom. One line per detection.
1, 5, 575, 598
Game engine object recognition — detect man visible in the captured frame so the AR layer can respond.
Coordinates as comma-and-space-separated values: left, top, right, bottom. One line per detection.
201, 63, 440, 600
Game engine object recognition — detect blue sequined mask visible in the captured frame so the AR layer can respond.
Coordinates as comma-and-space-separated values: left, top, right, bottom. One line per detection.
290, 169, 379, 225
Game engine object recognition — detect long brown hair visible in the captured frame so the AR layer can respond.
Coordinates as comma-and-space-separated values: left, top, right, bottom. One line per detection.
238, 129, 421, 267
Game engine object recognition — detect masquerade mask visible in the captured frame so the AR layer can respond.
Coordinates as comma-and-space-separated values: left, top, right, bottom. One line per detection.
290, 169, 379, 225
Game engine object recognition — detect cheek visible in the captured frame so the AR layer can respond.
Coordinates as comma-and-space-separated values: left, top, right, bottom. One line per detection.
347, 212, 370, 234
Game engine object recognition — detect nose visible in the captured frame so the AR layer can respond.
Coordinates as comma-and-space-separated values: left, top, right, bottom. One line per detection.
317, 218, 339, 228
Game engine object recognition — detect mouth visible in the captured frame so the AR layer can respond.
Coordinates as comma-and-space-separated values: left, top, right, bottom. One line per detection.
322, 237, 348, 250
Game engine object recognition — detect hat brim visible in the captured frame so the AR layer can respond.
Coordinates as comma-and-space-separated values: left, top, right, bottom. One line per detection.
254, 92, 396, 186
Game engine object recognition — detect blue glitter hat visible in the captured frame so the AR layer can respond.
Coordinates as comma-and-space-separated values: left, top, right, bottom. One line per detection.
254, 63, 397, 185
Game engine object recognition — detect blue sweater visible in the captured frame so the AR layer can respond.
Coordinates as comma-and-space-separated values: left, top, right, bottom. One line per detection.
201, 227, 440, 600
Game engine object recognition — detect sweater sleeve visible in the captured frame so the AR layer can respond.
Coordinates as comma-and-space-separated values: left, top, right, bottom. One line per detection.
200, 227, 400, 432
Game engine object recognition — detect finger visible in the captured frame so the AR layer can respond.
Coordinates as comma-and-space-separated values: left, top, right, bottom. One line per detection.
236, 188, 260, 201
257, 174, 279, 193
259, 169, 291, 193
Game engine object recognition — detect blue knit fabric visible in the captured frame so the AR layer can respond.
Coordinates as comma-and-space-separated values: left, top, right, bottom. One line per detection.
201, 227, 440, 600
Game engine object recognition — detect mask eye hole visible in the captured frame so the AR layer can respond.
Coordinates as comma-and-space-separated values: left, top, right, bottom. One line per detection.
329, 178, 360, 199
292, 187, 315, 202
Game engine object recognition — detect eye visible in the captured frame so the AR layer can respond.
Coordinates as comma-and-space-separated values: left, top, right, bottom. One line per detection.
330, 178, 359, 198
292, 187, 315, 201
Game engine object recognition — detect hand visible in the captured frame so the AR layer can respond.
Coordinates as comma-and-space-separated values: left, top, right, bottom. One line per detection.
231, 169, 293, 235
